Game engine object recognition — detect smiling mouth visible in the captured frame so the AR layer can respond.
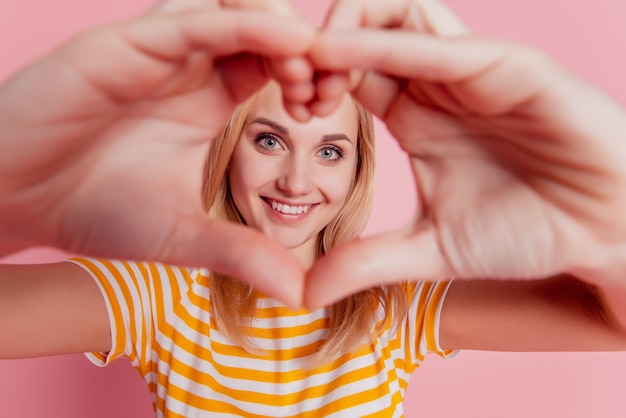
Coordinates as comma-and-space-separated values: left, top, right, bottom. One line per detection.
263, 198, 315, 215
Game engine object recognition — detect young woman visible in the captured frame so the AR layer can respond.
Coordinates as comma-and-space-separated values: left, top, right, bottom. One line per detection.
4, 77, 626, 417
3, 0, 626, 417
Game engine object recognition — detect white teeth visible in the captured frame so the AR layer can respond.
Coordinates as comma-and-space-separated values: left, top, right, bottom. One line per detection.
270, 199, 311, 215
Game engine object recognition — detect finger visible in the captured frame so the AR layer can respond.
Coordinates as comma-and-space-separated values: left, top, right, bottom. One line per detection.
217, 0, 315, 106
155, 0, 301, 15
154, 0, 219, 14
308, 97, 345, 118
141, 10, 315, 106
164, 219, 305, 310
215, 53, 314, 106
324, 0, 412, 29
311, 31, 516, 117
265, 56, 315, 102
68, 10, 315, 101
267, 56, 315, 86
321, 0, 470, 116
151, 0, 315, 121
92, 214, 305, 309
306, 71, 352, 117
123, 11, 315, 63
346, 69, 404, 119
415, 0, 470, 35
312, 71, 351, 108
212, 53, 272, 104
313, 31, 504, 83
322, 0, 411, 111
220, 0, 302, 16
324, 0, 468, 35
304, 226, 451, 309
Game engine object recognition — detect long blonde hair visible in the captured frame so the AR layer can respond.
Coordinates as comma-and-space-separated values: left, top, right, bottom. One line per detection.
202, 93, 407, 365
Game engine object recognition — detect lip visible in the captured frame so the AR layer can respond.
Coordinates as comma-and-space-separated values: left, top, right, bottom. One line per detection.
261, 197, 318, 222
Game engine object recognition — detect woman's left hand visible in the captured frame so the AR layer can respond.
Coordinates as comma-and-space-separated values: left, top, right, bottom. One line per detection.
304, 0, 626, 308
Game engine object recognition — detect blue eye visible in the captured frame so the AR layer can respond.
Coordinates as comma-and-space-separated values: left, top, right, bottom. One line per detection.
255, 134, 281, 150
318, 146, 343, 161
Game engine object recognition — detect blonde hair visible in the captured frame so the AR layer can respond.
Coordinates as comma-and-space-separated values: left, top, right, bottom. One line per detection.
202, 93, 407, 366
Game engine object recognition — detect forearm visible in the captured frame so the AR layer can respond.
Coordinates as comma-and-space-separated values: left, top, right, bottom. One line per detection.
441, 275, 626, 352
569, 241, 626, 335
0, 262, 111, 359
578, 274, 626, 336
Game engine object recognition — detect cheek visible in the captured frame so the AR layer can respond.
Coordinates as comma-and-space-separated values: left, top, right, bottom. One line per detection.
229, 151, 276, 207
322, 165, 357, 205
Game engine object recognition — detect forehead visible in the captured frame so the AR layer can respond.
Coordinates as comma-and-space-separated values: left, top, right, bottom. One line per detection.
248, 82, 359, 139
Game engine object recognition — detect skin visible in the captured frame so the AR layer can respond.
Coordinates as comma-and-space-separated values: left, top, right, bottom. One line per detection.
2, 0, 626, 359
0, 2, 315, 308
229, 82, 359, 268
304, 0, 626, 350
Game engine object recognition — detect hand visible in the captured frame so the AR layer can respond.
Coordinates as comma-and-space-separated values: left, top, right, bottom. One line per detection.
307, 0, 468, 116
305, 0, 626, 308
0, 6, 316, 308
154, 0, 317, 119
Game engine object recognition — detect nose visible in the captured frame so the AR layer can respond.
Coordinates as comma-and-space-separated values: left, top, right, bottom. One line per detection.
276, 156, 314, 196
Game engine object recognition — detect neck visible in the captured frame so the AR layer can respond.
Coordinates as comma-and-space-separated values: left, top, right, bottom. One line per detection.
290, 237, 318, 270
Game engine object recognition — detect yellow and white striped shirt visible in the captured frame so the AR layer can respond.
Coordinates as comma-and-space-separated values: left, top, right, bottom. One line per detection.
70, 257, 455, 417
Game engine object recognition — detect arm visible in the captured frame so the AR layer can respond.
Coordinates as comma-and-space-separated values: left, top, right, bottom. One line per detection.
0, 262, 110, 358
440, 277, 626, 352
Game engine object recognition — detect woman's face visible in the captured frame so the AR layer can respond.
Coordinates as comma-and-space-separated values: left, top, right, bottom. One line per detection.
229, 83, 359, 266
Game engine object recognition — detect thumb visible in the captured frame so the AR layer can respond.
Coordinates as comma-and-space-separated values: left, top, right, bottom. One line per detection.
304, 226, 451, 309
66, 213, 305, 309
158, 218, 306, 310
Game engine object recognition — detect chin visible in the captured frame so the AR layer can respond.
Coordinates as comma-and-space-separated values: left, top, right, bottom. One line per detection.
267, 232, 318, 252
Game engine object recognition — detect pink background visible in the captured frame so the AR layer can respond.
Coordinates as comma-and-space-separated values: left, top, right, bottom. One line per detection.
2, 0, 626, 417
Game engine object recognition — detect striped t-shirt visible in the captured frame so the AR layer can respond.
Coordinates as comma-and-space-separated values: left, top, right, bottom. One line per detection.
70, 257, 455, 417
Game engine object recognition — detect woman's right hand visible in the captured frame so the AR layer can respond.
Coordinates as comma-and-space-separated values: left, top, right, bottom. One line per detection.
0, 4, 315, 307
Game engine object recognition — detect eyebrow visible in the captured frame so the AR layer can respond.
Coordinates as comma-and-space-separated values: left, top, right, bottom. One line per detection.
251, 117, 288, 135
250, 117, 354, 143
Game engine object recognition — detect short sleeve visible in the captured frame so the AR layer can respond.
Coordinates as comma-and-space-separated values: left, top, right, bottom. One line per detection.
406, 280, 459, 366
67, 258, 155, 371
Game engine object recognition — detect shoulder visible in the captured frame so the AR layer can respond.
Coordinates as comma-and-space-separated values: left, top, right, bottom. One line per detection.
67, 258, 201, 296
